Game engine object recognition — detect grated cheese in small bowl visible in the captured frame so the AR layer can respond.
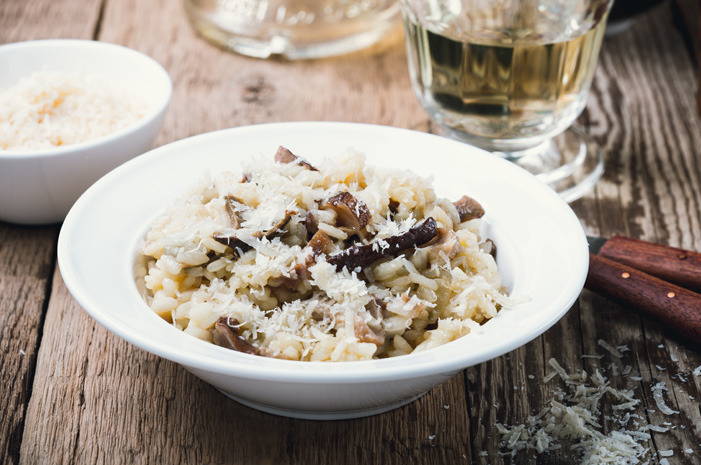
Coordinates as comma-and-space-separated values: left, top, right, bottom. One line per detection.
0, 39, 172, 224
0, 70, 146, 151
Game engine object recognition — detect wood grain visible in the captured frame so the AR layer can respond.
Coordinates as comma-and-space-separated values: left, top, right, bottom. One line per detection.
0, 226, 57, 465
576, 2, 701, 460
3, 0, 701, 464
0, 2, 102, 463
0, 0, 103, 42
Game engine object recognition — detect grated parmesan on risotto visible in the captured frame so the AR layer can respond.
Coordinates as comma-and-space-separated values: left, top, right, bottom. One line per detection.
137, 147, 512, 361
0, 70, 146, 150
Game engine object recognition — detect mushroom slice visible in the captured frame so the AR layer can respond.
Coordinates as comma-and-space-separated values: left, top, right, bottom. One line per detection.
224, 195, 243, 229
307, 229, 333, 256
365, 295, 384, 320
352, 315, 385, 346
312, 302, 385, 347
274, 146, 318, 171
481, 238, 497, 259
304, 212, 318, 239
454, 195, 485, 222
213, 210, 295, 258
424, 228, 460, 261
252, 209, 295, 240
288, 229, 333, 281
269, 230, 333, 288
212, 317, 261, 355
327, 217, 438, 271
319, 192, 371, 239
211, 233, 253, 257
388, 198, 400, 214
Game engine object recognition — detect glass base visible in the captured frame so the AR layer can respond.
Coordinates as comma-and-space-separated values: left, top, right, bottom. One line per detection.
501, 126, 603, 202
440, 125, 603, 203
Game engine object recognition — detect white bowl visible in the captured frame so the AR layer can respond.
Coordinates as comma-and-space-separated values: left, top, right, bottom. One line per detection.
0, 39, 172, 225
58, 122, 589, 420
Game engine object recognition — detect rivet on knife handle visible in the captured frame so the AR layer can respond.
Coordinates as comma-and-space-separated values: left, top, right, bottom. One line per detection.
585, 253, 701, 345
599, 236, 701, 293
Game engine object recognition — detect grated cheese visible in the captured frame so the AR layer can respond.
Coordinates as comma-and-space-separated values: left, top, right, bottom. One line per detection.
650, 382, 679, 415
497, 358, 651, 464
597, 339, 624, 358
0, 70, 146, 150
496, 337, 688, 465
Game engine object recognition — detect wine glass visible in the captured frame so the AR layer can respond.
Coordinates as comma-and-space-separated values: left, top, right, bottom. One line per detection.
400, 0, 614, 202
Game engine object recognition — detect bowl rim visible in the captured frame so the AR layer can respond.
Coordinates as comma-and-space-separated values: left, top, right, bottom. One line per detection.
0, 39, 172, 159
58, 122, 589, 383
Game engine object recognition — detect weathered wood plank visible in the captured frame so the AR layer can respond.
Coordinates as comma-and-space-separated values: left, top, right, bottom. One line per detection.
0, 0, 103, 42
0, 2, 103, 464
0, 225, 57, 465
580, 2, 701, 461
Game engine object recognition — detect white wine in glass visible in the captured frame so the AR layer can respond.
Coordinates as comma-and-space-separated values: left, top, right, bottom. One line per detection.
401, 0, 614, 201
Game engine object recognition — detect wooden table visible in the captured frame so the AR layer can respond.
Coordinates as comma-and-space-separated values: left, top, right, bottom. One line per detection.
2, 1, 700, 463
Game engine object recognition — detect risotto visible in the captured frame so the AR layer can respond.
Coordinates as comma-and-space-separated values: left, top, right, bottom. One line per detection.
138, 147, 512, 361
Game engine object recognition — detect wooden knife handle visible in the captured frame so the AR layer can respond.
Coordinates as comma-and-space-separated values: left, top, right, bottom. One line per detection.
599, 235, 701, 293
585, 254, 701, 345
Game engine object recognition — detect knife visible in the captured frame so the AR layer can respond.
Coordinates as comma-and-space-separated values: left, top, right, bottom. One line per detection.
587, 235, 701, 293
585, 236, 701, 345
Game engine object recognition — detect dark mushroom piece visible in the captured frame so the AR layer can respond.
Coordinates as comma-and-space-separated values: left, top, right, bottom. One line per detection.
365, 294, 386, 321
304, 211, 318, 239
327, 217, 438, 271
252, 210, 295, 240
211, 233, 253, 258
311, 300, 385, 347
269, 230, 333, 288
348, 313, 385, 346
319, 191, 371, 239
423, 227, 461, 261
224, 195, 243, 229
212, 317, 261, 355
274, 146, 318, 171
212, 210, 295, 257
307, 229, 334, 255
481, 238, 497, 259
454, 195, 485, 222
288, 229, 334, 281
388, 198, 400, 214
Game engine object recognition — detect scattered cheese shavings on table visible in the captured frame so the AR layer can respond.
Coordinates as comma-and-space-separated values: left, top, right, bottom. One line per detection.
650, 382, 679, 415
597, 339, 624, 358
497, 357, 651, 464
496, 338, 691, 465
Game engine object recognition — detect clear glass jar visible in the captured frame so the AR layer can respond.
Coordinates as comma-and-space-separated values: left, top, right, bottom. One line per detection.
184, 0, 400, 59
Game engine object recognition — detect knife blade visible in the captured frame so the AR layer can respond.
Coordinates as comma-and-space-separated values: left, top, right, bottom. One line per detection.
587, 235, 701, 293
584, 236, 701, 345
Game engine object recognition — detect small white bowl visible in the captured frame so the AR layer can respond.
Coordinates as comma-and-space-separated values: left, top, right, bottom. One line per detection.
58, 122, 589, 420
0, 39, 172, 225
